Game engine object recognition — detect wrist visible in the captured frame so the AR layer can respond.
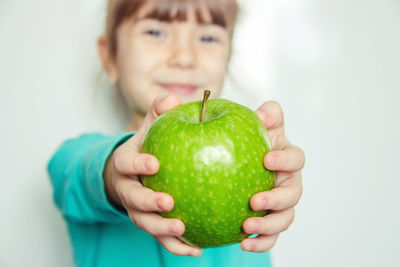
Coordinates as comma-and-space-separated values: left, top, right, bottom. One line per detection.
104, 154, 125, 212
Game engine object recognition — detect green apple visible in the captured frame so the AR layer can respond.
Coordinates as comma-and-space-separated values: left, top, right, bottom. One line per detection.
140, 92, 275, 248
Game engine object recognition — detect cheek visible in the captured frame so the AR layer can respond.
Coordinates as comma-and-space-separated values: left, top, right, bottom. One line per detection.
120, 44, 156, 77
198, 48, 229, 82
116, 43, 162, 111
117, 57, 147, 101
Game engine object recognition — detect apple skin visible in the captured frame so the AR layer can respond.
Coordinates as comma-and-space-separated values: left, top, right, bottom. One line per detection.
140, 99, 275, 248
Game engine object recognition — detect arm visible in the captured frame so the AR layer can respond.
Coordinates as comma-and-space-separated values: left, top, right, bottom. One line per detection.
47, 132, 134, 224
49, 95, 203, 256
100, 95, 203, 257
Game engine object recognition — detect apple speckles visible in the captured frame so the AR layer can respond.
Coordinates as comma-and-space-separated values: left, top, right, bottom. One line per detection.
209, 178, 217, 184
164, 164, 171, 172
253, 151, 259, 158
140, 99, 275, 248
240, 143, 246, 150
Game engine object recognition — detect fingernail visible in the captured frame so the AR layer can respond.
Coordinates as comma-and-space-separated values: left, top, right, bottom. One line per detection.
157, 198, 165, 210
145, 160, 155, 171
257, 196, 267, 210
245, 243, 255, 252
169, 222, 177, 234
256, 110, 267, 122
267, 154, 277, 167
247, 221, 258, 233
190, 250, 200, 257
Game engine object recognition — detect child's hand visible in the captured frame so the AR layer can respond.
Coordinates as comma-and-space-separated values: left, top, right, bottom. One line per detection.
241, 101, 305, 252
104, 95, 203, 257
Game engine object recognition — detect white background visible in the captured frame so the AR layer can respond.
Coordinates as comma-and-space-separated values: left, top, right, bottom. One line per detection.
1, 0, 399, 266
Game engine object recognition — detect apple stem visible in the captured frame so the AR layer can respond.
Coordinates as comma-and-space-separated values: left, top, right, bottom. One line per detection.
201, 90, 211, 122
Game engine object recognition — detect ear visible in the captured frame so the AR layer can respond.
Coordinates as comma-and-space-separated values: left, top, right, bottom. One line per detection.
97, 35, 119, 83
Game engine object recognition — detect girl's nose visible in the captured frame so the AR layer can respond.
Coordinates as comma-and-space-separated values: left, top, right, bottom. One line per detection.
167, 40, 197, 69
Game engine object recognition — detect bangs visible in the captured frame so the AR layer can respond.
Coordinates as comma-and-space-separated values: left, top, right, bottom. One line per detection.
106, 0, 238, 56
143, 0, 232, 28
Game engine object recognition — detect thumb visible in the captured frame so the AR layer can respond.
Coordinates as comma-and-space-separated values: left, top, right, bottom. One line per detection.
131, 95, 182, 149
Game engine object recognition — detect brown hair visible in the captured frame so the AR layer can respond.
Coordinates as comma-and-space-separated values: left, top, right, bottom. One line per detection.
105, 0, 240, 57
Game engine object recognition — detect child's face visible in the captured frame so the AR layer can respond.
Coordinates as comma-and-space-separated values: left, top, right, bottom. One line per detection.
104, 7, 231, 114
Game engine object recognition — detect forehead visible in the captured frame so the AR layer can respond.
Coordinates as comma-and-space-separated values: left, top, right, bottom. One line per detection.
134, 0, 230, 28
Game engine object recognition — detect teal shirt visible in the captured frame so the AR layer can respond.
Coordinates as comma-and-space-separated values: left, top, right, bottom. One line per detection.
47, 132, 272, 267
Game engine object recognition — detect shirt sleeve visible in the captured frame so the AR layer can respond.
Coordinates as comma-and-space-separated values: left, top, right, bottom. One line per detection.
47, 132, 135, 224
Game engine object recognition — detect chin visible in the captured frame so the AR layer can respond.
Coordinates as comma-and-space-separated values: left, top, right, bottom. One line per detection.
180, 92, 204, 103
156, 88, 197, 103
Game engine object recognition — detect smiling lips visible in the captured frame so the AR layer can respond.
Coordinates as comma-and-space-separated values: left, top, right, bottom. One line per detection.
160, 83, 198, 96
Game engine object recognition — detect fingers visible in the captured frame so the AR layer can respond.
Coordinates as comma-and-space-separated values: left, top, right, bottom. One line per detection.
154, 235, 203, 257
243, 208, 295, 236
241, 234, 279, 253
256, 101, 284, 131
113, 151, 160, 175
114, 175, 174, 212
128, 209, 185, 236
111, 95, 181, 176
264, 145, 305, 172
241, 208, 295, 252
250, 174, 302, 211
255, 101, 289, 149
115, 95, 181, 155
132, 95, 182, 149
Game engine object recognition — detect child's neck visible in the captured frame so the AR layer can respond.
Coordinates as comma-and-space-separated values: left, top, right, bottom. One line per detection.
125, 109, 145, 132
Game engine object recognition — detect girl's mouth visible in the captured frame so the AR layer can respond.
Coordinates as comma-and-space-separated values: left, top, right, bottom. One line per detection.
159, 83, 198, 96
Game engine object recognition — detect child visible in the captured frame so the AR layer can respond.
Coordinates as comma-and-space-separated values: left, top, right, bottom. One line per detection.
48, 0, 305, 266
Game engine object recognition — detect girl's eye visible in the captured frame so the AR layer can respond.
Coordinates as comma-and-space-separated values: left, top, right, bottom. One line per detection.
200, 35, 218, 43
145, 29, 164, 38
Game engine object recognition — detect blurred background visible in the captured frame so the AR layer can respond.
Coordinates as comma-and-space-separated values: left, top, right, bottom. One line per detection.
1, 0, 399, 266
